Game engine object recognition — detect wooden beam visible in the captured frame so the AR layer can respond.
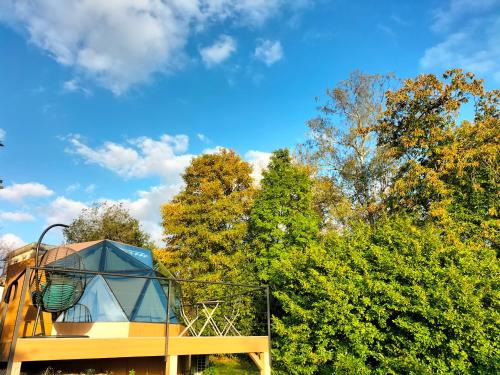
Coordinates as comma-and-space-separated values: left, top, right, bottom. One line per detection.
167, 336, 268, 356
248, 352, 264, 371
14, 336, 269, 362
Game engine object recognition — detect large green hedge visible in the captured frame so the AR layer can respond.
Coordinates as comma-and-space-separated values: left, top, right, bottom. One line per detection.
270, 216, 499, 374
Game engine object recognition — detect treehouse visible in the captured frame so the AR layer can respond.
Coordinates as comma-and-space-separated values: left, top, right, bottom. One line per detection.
0, 238, 270, 375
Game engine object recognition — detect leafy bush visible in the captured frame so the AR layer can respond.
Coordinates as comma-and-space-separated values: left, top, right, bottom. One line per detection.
272, 216, 499, 374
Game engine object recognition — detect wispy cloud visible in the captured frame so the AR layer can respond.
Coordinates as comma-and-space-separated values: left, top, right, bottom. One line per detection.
200, 35, 237, 67
254, 39, 284, 66
0, 211, 35, 221
431, 0, 497, 32
378, 24, 395, 38
197, 133, 211, 144
62, 79, 92, 96
421, 0, 500, 81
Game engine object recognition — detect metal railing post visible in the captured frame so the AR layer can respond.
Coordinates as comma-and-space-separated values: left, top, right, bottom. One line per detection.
7, 267, 32, 374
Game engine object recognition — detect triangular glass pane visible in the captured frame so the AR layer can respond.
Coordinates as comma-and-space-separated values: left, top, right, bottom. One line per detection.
78, 243, 105, 271
132, 279, 175, 323
59, 275, 127, 322
103, 242, 150, 272
108, 241, 153, 268
104, 275, 147, 319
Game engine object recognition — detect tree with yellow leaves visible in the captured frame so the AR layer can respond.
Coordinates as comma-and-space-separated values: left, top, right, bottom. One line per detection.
378, 69, 499, 245
158, 149, 255, 282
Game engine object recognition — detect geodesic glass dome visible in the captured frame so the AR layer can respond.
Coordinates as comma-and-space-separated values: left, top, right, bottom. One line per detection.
51, 240, 179, 323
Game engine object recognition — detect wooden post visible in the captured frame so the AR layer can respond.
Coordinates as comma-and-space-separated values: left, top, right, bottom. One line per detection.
261, 351, 271, 375
6, 268, 31, 375
165, 355, 178, 375
9, 361, 22, 375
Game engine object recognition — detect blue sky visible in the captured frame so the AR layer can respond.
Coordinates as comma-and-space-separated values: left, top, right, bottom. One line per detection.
0, 0, 499, 249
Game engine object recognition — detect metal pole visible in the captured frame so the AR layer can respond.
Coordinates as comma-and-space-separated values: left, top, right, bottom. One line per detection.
7, 268, 31, 374
266, 285, 272, 372
32, 223, 69, 337
165, 279, 172, 362
34, 223, 69, 268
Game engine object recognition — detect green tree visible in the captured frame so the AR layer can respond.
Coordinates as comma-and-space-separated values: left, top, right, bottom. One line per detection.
158, 149, 255, 282
248, 149, 324, 373
63, 202, 152, 248
298, 71, 397, 225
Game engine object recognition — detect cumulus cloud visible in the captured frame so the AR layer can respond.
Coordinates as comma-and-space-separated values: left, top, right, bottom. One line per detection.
420, 0, 500, 81
67, 134, 194, 181
0, 0, 300, 94
110, 184, 182, 245
200, 35, 237, 67
0, 211, 35, 221
0, 233, 26, 251
245, 150, 272, 183
0, 182, 54, 203
254, 39, 284, 66
44, 196, 87, 225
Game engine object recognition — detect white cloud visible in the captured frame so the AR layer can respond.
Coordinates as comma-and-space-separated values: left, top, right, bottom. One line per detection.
67, 134, 194, 181
63, 79, 91, 96
197, 133, 211, 143
421, 0, 500, 82
0, 233, 26, 251
66, 183, 81, 193
245, 150, 271, 183
112, 183, 182, 245
254, 39, 283, 66
44, 196, 87, 225
0, 0, 302, 94
431, 0, 497, 32
0, 128, 5, 141
0, 182, 54, 203
0, 211, 35, 221
202, 146, 227, 154
200, 35, 237, 67
85, 184, 97, 194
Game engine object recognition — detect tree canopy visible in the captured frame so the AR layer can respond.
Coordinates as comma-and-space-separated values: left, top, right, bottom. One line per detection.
63, 202, 151, 248
153, 69, 499, 374
158, 149, 255, 282
298, 71, 397, 225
